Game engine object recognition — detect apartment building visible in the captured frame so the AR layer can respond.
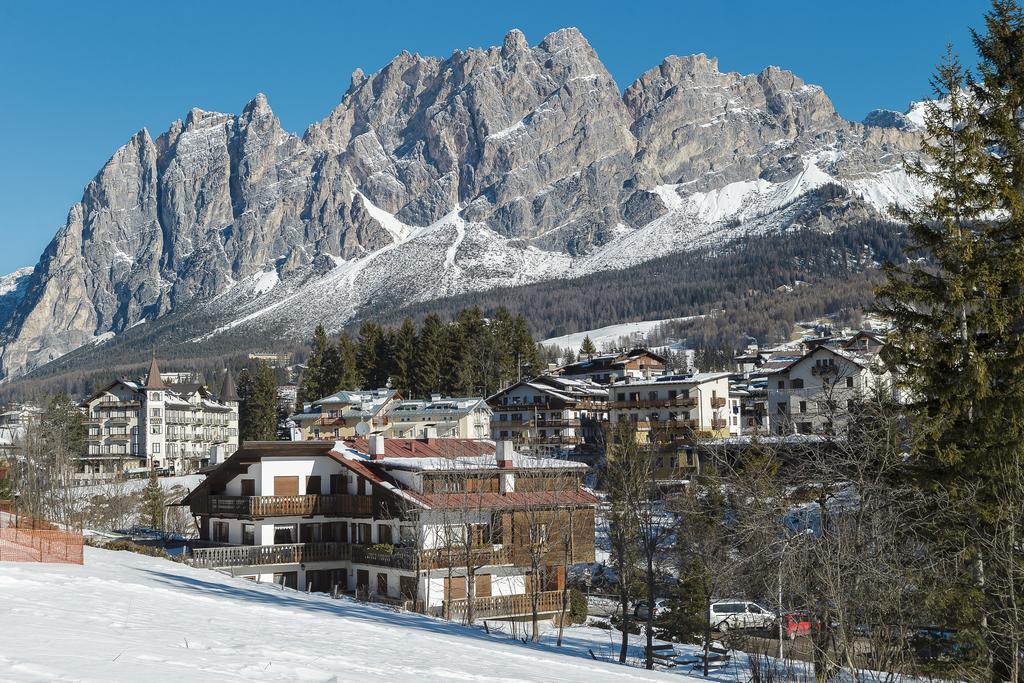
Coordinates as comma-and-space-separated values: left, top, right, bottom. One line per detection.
78, 358, 239, 478
767, 342, 891, 435
606, 372, 732, 479
182, 437, 596, 622
291, 389, 400, 440
382, 396, 491, 440
553, 348, 666, 385
487, 375, 608, 456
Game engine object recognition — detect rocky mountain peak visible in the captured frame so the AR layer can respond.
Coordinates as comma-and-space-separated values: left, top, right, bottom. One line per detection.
501, 28, 529, 57
0, 28, 924, 382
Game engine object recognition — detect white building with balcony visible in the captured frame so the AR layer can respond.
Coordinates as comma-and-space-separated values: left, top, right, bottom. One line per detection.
182, 437, 597, 621
78, 357, 239, 479
766, 344, 891, 435
382, 396, 491, 440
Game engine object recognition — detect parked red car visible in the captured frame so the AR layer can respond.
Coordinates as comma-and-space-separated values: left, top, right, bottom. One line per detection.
781, 611, 814, 639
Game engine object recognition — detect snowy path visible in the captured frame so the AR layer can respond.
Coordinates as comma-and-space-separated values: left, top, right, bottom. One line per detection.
0, 547, 679, 682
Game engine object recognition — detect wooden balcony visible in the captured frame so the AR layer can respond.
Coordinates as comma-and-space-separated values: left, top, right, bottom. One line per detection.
710, 397, 727, 409
441, 590, 564, 620
349, 544, 515, 571
189, 542, 351, 569
419, 545, 514, 570
534, 418, 581, 428
193, 494, 373, 518
608, 396, 697, 410
711, 418, 728, 430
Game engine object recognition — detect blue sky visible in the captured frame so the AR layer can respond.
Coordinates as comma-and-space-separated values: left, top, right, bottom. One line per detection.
0, 0, 990, 275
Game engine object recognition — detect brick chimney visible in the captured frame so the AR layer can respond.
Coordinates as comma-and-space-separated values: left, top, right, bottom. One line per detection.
369, 434, 386, 460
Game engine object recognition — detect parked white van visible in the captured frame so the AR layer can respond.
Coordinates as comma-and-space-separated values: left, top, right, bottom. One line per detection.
709, 600, 774, 631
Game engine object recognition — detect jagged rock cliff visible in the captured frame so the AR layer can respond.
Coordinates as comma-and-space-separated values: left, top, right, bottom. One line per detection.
0, 28, 923, 380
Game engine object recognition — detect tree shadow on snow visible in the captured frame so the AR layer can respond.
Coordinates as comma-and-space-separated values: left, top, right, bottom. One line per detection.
137, 566, 606, 669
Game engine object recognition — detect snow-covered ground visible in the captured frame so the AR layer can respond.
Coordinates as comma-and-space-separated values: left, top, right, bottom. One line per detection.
73, 474, 203, 498
0, 547, 680, 682
540, 316, 699, 353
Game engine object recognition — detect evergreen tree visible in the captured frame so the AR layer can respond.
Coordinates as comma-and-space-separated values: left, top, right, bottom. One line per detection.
335, 332, 360, 391
297, 324, 329, 409
356, 321, 385, 388
320, 341, 342, 396
413, 314, 446, 397
140, 468, 165, 531
391, 318, 417, 396
510, 313, 540, 378
579, 335, 597, 358
876, 21, 1021, 678
443, 316, 474, 395
238, 361, 279, 441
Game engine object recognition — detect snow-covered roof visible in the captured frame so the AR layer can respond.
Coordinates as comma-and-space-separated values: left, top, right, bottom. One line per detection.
385, 397, 488, 419
615, 371, 730, 388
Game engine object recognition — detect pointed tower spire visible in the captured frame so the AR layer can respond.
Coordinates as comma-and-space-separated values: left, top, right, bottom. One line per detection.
220, 368, 239, 403
144, 354, 167, 390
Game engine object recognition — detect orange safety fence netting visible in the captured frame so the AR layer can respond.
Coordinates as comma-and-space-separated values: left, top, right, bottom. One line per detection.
0, 527, 84, 565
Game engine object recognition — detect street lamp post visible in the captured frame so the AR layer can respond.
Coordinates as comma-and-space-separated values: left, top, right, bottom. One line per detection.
777, 528, 812, 661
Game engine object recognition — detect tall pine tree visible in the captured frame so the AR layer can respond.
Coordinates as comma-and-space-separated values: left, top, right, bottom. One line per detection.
413, 314, 446, 397
391, 318, 417, 396
238, 361, 279, 441
876, 17, 1022, 678
297, 324, 329, 409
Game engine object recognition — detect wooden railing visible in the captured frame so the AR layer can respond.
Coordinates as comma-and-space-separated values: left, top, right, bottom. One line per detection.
443, 590, 564, 620
608, 396, 698, 409
352, 545, 420, 570
350, 545, 515, 571
193, 494, 373, 518
710, 397, 727, 409
189, 542, 351, 568
419, 545, 514, 570
534, 418, 581, 428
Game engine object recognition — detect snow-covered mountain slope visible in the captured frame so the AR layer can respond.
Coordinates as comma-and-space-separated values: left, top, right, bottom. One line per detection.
0, 28, 926, 381
180, 157, 925, 345
540, 316, 699, 352
0, 547, 672, 682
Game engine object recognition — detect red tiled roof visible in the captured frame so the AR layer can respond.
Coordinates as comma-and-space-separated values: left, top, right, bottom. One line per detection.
343, 438, 495, 458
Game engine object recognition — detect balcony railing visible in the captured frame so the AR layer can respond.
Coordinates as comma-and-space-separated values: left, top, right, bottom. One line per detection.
193, 494, 373, 518
349, 544, 515, 571
189, 542, 351, 568
711, 418, 728, 430
188, 542, 515, 571
710, 397, 727, 409
534, 418, 581, 428
608, 396, 697, 409
419, 545, 514, 570
441, 590, 564, 620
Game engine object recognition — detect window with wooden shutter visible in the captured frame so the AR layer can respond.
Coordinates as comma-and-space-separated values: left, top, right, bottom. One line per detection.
445, 576, 467, 600
273, 476, 299, 496
240, 479, 255, 496
329, 474, 344, 494
475, 574, 492, 598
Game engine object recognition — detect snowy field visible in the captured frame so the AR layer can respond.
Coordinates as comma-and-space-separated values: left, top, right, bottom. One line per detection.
540, 316, 698, 353
0, 547, 682, 682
